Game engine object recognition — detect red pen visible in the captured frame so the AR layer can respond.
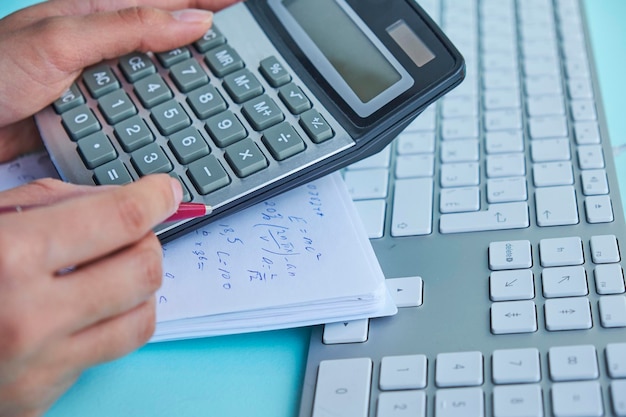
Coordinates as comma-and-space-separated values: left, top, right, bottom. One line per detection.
0, 202, 212, 223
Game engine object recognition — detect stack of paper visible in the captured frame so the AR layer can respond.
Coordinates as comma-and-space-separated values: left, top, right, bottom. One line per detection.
155, 173, 395, 341
0, 153, 396, 342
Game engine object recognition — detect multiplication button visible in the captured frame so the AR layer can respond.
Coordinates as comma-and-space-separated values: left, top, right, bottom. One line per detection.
224, 138, 268, 177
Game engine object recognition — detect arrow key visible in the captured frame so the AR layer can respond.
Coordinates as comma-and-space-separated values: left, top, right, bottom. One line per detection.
386, 277, 423, 307
323, 319, 369, 344
491, 300, 537, 334
544, 297, 592, 331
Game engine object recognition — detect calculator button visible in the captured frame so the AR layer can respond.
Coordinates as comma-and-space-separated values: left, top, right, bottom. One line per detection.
82, 65, 120, 98
223, 69, 264, 103
186, 84, 227, 119
155, 47, 191, 68
150, 99, 191, 135
77, 131, 117, 169
97, 89, 137, 125
194, 26, 226, 53
187, 154, 230, 194
118, 52, 155, 82
93, 159, 133, 185
299, 109, 334, 143
278, 83, 312, 114
224, 138, 268, 177
262, 122, 305, 161
131, 143, 173, 176
205, 110, 247, 147
133, 73, 173, 108
168, 127, 210, 164
169, 58, 209, 93
259, 56, 291, 87
241, 95, 284, 131
61, 105, 101, 140
204, 44, 244, 77
53, 84, 85, 114
113, 115, 154, 152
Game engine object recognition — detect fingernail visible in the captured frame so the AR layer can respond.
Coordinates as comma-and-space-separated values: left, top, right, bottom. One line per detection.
171, 9, 213, 23
169, 177, 184, 205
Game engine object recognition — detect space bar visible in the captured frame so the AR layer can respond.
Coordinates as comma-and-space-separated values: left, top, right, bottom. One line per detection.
440, 202, 530, 233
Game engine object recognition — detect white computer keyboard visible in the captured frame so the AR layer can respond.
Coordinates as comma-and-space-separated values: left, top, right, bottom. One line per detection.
298, 0, 626, 416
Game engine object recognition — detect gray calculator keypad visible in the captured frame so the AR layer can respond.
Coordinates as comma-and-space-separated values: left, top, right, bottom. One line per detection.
53, 23, 338, 205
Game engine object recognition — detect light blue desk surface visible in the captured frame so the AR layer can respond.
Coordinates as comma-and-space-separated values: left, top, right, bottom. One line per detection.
1, 1, 625, 416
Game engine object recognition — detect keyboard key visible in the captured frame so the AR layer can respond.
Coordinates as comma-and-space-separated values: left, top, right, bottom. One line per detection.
61, 105, 101, 140
606, 343, 626, 378
493, 385, 543, 417
205, 110, 247, 147
581, 169, 609, 195
584, 195, 614, 223
440, 187, 480, 213
539, 237, 584, 267
130, 143, 173, 175
82, 65, 120, 98
168, 127, 210, 164
312, 358, 371, 417
395, 154, 434, 178
610, 380, 626, 417
93, 159, 133, 185
531, 138, 571, 162
379, 354, 427, 390
151, 99, 191, 135
118, 52, 155, 82
492, 348, 541, 384
133, 73, 173, 108
322, 319, 368, 344
491, 300, 538, 334
490, 269, 535, 301
544, 297, 592, 331
551, 381, 603, 417
533, 161, 574, 187
344, 169, 389, 200
204, 44, 244, 77
386, 277, 423, 307
489, 240, 532, 270
598, 295, 626, 328
535, 186, 579, 226
440, 202, 529, 234
542, 266, 588, 298
352, 199, 386, 239
261, 122, 305, 161
435, 387, 484, 417
590, 234, 620, 263
223, 68, 264, 103
377, 391, 426, 417
548, 345, 598, 381
259, 56, 291, 87
436, 351, 483, 387
594, 263, 625, 295
391, 178, 433, 236
440, 162, 480, 187
487, 177, 527, 203
170, 58, 209, 93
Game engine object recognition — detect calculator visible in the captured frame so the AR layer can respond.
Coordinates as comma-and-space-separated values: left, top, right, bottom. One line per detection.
35, 0, 464, 242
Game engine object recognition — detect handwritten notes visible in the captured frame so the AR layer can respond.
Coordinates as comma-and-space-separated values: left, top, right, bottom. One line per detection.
155, 173, 394, 341
0, 153, 394, 342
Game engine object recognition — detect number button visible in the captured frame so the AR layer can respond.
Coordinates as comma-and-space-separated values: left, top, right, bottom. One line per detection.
151, 99, 191, 135
61, 104, 101, 140
168, 127, 210, 164
170, 58, 209, 92
186, 84, 227, 119
97, 89, 137, 124
113, 115, 154, 152
205, 110, 247, 147
131, 143, 173, 176
224, 138, 268, 177
377, 391, 426, 417
134, 73, 173, 108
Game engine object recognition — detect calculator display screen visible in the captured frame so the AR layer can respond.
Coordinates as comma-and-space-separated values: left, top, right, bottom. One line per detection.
283, 0, 400, 103
270, 0, 413, 118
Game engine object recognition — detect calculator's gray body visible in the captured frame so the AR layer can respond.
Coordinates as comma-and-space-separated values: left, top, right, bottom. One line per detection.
35, 0, 464, 242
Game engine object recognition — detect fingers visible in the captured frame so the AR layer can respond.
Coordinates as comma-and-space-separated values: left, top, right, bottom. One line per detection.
0, 178, 105, 207
6, 174, 182, 271
54, 232, 163, 335
68, 298, 157, 367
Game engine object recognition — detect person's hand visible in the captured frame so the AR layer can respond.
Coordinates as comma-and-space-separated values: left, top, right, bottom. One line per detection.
0, 0, 241, 162
0, 174, 183, 417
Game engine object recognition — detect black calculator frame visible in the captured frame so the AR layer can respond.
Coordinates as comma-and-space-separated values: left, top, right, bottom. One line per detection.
160, 0, 464, 242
